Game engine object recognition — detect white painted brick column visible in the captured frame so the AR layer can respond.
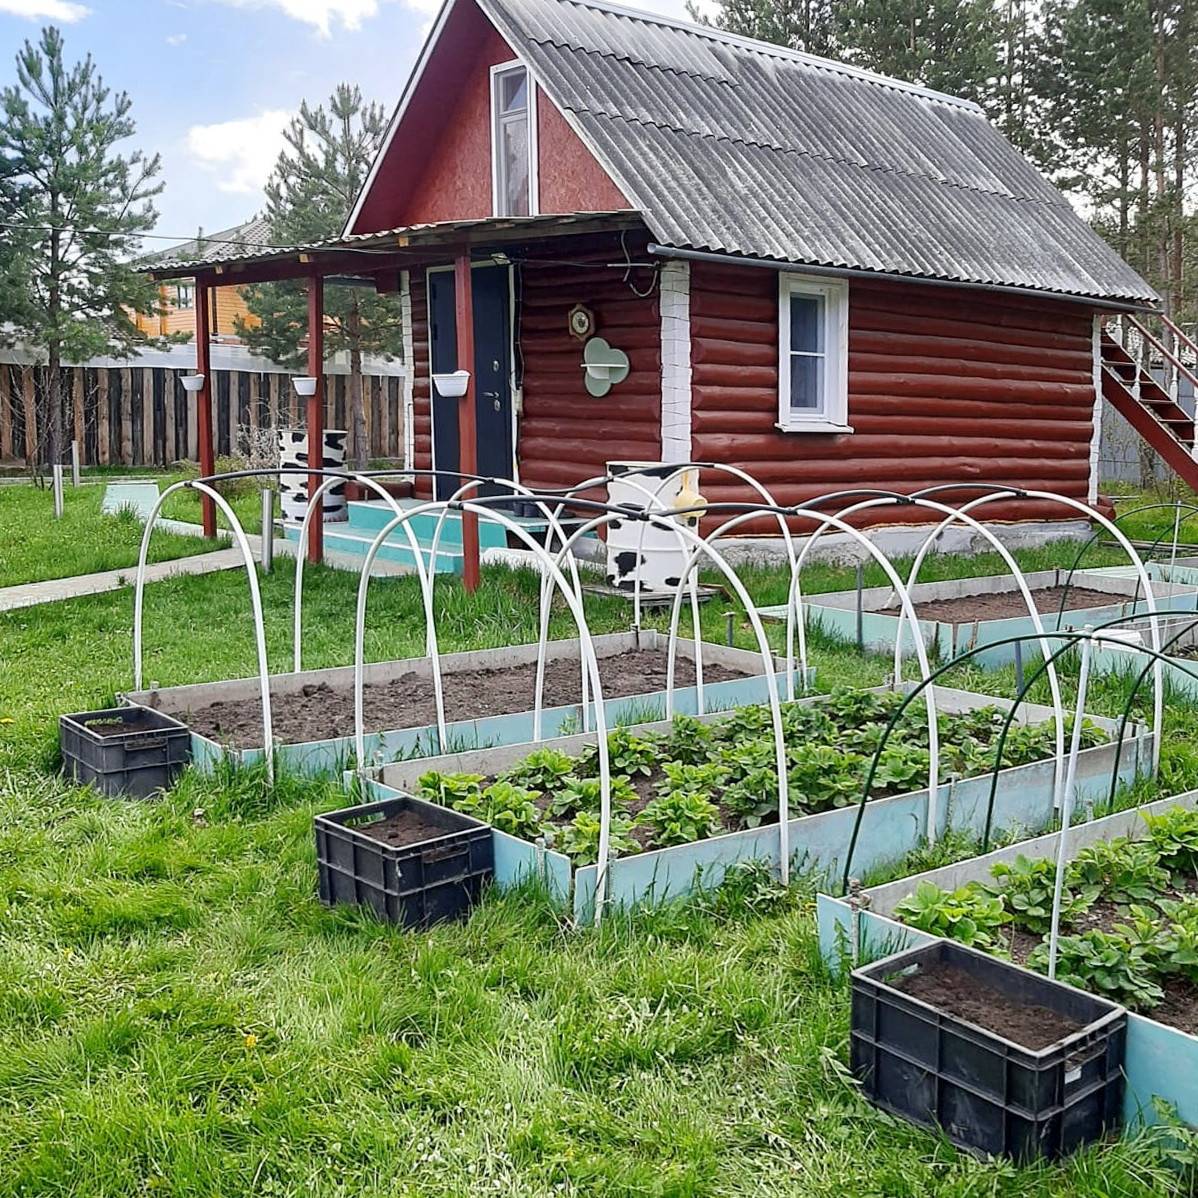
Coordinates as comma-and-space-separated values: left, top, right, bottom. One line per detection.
659, 260, 692, 464
400, 269, 415, 472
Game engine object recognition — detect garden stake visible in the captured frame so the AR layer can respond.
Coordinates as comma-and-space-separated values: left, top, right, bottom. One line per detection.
260, 487, 273, 574
1048, 630, 1094, 980
1014, 639, 1024, 694
855, 563, 864, 652
725, 610, 734, 646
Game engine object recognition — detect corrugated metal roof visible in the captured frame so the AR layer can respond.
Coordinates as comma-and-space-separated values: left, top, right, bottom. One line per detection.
139, 216, 275, 268
480, 0, 1156, 303
144, 211, 638, 277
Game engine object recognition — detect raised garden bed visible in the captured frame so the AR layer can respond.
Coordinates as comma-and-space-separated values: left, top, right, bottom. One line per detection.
315, 793, 493, 927
852, 939, 1125, 1160
59, 704, 191, 798
1085, 612, 1198, 699
818, 789, 1198, 1131
123, 631, 810, 776
363, 684, 1153, 923
759, 568, 1198, 668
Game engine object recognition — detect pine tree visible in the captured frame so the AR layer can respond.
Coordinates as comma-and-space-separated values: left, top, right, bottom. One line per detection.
0, 25, 165, 467
238, 84, 404, 470
695, 0, 839, 55
834, 0, 1006, 108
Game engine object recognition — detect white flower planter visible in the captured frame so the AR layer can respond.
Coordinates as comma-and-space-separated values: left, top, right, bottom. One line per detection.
278, 428, 348, 523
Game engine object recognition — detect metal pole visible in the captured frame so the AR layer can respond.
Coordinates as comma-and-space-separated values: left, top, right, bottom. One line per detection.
725, 609, 735, 647
305, 273, 325, 566
855, 562, 865, 652
1171, 504, 1182, 569
260, 486, 274, 574
52, 464, 63, 518
1047, 631, 1094, 979
70, 440, 80, 487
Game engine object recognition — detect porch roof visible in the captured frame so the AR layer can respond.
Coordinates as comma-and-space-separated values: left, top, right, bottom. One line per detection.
143, 210, 645, 284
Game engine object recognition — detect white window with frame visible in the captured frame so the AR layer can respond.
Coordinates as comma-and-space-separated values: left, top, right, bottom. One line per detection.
174, 282, 195, 311
777, 274, 850, 433
490, 61, 537, 218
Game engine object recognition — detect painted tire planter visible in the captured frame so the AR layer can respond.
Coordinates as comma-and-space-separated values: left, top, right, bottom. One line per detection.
817, 789, 1198, 1135
278, 427, 349, 523
361, 684, 1152, 924
851, 939, 1125, 1161
59, 704, 191, 799
605, 461, 700, 592
123, 632, 812, 777
757, 568, 1198, 669
315, 793, 493, 928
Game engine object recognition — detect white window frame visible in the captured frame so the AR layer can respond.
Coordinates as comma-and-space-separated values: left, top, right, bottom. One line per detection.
489, 60, 538, 218
175, 282, 195, 311
777, 273, 851, 433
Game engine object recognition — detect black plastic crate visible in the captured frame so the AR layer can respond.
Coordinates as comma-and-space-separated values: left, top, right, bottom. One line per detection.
315, 793, 493, 928
851, 939, 1126, 1161
59, 705, 192, 799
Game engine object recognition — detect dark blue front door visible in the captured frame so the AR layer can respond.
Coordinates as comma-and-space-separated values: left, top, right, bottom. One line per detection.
427, 264, 514, 500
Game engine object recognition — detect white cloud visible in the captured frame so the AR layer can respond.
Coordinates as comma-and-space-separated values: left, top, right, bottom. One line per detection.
165, 33, 188, 46
0, 0, 91, 20
186, 108, 291, 195
211, 0, 390, 36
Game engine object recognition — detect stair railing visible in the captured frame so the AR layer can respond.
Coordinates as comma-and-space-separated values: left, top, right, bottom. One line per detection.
1105, 311, 1198, 410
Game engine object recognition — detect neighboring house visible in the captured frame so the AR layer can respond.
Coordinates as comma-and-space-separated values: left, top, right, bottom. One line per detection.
136, 217, 271, 343
151, 0, 1195, 538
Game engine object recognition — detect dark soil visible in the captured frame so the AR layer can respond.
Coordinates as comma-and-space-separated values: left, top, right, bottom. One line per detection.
184, 650, 747, 748
85, 718, 160, 737
892, 586, 1132, 624
1153, 978, 1198, 1037
892, 959, 1083, 1050
350, 807, 456, 848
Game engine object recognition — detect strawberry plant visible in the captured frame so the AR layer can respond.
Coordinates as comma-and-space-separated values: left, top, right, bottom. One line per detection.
549, 774, 636, 819
986, 854, 1092, 935
1142, 806, 1198, 880
499, 747, 576, 792
639, 789, 721, 848
557, 810, 638, 865
1028, 929, 1164, 1010
1066, 838, 1170, 905
665, 713, 719, 765
418, 771, 485, 806
893, 881, 1008, 949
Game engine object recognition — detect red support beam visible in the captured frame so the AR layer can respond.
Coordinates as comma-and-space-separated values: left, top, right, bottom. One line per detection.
195, 280, 216, 537
455, 251, 480, 592
306, 274, 325, 566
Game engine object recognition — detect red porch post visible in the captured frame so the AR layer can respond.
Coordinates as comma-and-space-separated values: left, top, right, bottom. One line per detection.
306, 273, 324, 566
195, 279, 216, 537
455, 251, 480, 592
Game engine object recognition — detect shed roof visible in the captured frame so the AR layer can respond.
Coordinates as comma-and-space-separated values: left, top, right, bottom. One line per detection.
469, 0, 1155, 303
140, 216, 275, 269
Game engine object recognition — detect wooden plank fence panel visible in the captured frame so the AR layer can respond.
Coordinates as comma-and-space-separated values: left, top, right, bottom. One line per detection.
118, 369, 133, 466
96, 368, 110, 465
0, 364, 12, 461
72, 370, 84, 459
22, 368, 37, 464
130, 368, 145, 465
216, 372, 231, 457
84, 369, 99, 465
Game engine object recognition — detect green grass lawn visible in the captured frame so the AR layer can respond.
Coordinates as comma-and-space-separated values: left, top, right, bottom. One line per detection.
3, 544, 1198, 1195
0, 475, 273, 590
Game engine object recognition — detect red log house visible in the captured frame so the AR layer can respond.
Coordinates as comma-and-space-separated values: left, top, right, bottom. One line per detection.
152, 0, 1183, 578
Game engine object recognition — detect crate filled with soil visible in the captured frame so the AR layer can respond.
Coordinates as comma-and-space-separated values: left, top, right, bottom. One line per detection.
851, 939, 1126, 1161
315, 793, 493, 928
60, 705, 192, 799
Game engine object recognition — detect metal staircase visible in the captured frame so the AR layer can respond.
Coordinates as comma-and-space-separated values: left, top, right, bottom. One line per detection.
1101, 312, 1198, 490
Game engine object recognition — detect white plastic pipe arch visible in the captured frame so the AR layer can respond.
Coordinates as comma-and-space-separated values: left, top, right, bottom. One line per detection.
794, 492, 1070, 833
292, 470, 435, 673
546, 505, 794, 884
906, 489, 1164, 775
352, 498, 620, 919
133, 478, 276, 782
663, 501, 941, 855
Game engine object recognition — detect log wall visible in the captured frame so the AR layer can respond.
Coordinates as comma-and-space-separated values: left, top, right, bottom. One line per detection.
0, 363, 405, 469
689, 261, 1099, 528
407, 234, 661, 495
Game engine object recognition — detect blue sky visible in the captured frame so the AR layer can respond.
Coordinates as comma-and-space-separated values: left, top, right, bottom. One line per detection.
0, 0, 703, 250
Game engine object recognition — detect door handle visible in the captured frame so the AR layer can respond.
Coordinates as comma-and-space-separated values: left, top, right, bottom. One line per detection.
482, 390, 500, 398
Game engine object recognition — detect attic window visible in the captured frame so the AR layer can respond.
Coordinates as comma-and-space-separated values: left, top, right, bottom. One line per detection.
777, 274, 850, 434
491, 62, 537, 217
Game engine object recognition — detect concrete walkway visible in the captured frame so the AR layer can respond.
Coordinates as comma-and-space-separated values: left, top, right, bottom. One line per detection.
0, 530, 415, 613
0, 547, 254, 613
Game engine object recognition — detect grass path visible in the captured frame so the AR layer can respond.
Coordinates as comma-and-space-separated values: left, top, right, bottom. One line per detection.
3, 543, 1196, 1195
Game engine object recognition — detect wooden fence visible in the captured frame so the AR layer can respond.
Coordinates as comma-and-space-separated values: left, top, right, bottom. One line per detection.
0, 362, 405, 468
